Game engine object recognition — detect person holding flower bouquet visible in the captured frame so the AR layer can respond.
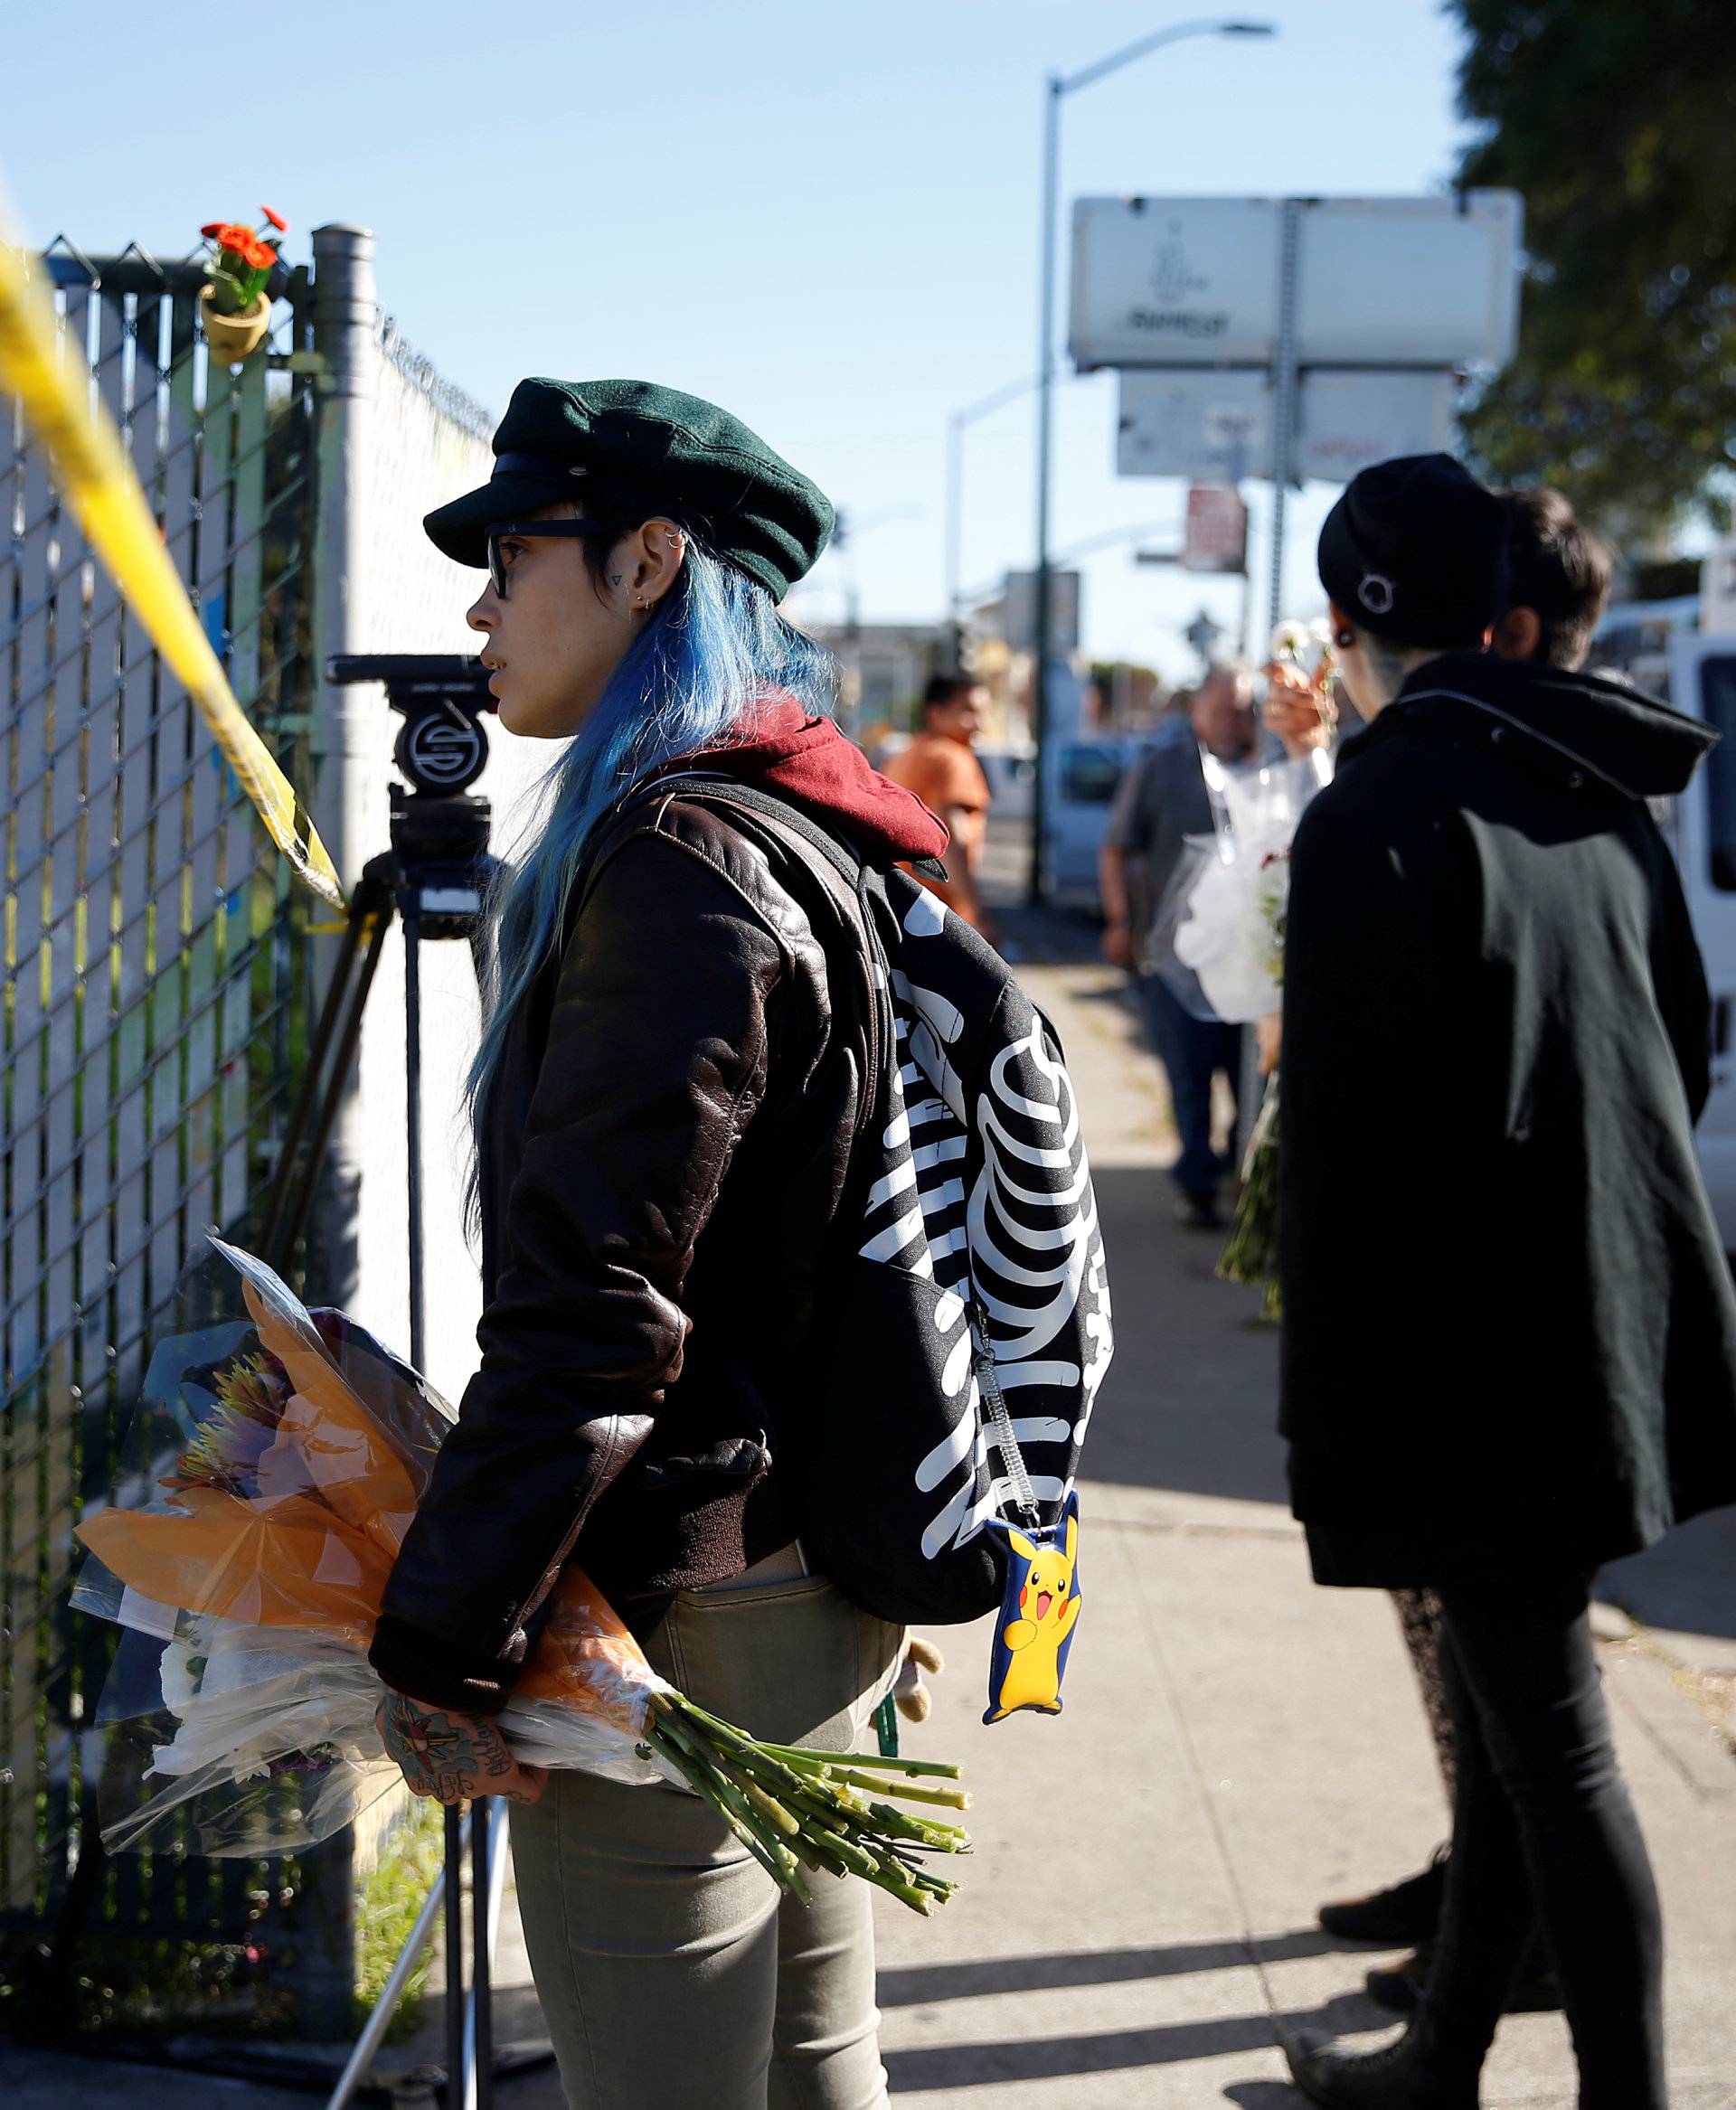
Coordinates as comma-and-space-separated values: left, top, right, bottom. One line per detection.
363, 381, 962, 2109
1277, 453, 1736, 2110
1101, 666, 1326, 1228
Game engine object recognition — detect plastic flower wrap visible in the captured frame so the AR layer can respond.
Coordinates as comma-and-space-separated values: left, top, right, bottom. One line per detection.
1147, 619, 1336, 1025
1191, 620, 1338, 1314
72, 1240, 970, 1911
1150, 761, 1326, 1026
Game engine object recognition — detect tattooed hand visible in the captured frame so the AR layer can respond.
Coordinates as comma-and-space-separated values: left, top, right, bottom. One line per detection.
376, 1694, 547, 1806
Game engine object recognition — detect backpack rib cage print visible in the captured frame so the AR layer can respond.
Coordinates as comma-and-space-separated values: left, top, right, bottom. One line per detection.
656, 778, 1113, 1625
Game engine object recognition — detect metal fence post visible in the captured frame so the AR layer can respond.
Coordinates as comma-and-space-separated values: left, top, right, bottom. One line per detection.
307, 220, 378, 1338
290, 220, 382, 2040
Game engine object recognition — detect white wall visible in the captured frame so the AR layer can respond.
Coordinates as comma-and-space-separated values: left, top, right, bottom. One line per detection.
338, 334, 555, 1409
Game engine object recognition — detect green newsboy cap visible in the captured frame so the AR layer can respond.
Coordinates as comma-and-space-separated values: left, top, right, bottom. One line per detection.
423, 377, 835, 603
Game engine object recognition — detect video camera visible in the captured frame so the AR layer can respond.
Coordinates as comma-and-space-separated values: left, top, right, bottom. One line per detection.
326, 654, 499, 937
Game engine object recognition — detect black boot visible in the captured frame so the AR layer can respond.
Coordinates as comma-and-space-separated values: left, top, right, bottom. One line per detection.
1364, 1946, 1430, 2015
1282, 2025, 1478, 2109
1366, 1932, 1561, 2019
1318, 1845, 1448, 1945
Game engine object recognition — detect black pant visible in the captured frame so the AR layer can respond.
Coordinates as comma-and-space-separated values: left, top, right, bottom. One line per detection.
1422, 1575, 1665, 2108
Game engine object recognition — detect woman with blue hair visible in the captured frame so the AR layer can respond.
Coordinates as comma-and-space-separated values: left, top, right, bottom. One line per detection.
368, 379, 948, 2108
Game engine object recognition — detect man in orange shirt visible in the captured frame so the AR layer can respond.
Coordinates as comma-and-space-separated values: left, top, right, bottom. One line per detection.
882, 673, 995, 939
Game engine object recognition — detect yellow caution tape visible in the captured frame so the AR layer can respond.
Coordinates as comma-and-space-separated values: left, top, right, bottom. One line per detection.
0, 225, 346, 912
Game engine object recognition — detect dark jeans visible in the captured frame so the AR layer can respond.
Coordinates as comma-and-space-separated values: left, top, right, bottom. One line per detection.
1422, 1575, 1665, 2108
1137, 974, 1241, 1199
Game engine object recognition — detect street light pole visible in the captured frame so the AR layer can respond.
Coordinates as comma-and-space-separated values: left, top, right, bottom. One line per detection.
1026, 15, 1277, 907
1030, 72, 1061, 905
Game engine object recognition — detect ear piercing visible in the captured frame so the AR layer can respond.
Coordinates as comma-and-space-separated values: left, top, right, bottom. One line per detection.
1333, 627, 1355, 649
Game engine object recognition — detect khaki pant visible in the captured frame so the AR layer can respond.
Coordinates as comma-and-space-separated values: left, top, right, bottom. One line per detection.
511, 1568, 905, 2110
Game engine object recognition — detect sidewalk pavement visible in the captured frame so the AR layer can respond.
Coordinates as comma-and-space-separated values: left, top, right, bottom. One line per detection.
8, 901, 1733, 2109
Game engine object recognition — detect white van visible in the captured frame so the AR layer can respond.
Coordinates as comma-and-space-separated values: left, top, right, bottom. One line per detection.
1654, 632, 1736, 1247
1598, 603, 1736, 1248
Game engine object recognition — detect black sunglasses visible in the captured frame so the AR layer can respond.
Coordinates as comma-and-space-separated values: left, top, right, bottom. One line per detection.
486, 520, 618, 598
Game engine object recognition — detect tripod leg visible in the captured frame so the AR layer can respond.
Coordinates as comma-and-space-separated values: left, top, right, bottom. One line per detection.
280, 902, 395, 1268
259, 900, 370, 1267
404, 900, 426, 1373
445, 1802, 466, 2110
467, 1799, 501, 2110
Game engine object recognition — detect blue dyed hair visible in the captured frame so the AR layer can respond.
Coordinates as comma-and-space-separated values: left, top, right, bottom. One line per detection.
462, 539, 839, 1240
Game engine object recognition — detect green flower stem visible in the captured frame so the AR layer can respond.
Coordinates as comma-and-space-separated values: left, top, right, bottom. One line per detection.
653, 1719, 807, 1898
752, 1740, 962, 1781
655, 1727, 786, 1884
808, 1824, 882, 1881
664, 1703, 861, 1823
861, 1799, 971, 1850
744, 1780, 801, 1838
1219, 1070, 1282, 1318
826, 1767, 971, 1809
642, 1691, 969, 1913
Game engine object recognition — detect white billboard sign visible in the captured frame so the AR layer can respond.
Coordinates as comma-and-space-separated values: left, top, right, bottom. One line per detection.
1072, 192, 1522, 372
1117, 372, 1269, 482
1294, 197, 1523, 366
1118, 368, 1459, 484
1071, 197, 1281, 367
1294, 371, 1459, 481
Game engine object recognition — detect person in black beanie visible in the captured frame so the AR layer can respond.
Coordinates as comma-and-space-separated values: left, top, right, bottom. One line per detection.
1277, 454, 1736, 2109
1315, 484, 1618, 2021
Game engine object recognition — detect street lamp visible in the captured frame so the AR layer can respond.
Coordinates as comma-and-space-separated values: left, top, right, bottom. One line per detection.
1027, 15, 1278, 904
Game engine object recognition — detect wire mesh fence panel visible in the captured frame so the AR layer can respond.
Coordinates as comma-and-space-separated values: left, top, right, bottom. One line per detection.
1, 247, 320, 1942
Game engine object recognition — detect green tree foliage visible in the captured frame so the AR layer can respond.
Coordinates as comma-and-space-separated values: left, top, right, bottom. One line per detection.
1451, 0, 1736, 531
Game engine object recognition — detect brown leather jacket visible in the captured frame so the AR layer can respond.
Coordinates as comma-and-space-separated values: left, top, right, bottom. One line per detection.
370, 714, 948, 1711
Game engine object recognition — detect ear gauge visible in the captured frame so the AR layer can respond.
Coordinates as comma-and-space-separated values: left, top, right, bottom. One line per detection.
1333, 627, 1355, 650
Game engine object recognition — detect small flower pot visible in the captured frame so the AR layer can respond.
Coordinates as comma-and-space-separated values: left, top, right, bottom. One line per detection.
200, 285, 271, 363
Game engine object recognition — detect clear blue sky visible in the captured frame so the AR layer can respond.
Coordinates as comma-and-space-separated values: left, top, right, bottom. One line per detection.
4, 0, 1471, 675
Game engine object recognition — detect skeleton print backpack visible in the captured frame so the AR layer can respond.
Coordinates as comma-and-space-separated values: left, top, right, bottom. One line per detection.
654, 777, 1114, 1625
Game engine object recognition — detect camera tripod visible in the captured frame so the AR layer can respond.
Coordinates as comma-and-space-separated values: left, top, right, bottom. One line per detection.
257, 655, 546, 2110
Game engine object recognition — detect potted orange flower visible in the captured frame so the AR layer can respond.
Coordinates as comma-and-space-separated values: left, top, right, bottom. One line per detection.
199, 207, 288, 362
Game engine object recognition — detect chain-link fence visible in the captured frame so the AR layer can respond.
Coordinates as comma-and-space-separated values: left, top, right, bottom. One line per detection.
2, 231, 522, 2033
3, 249, 321, 1950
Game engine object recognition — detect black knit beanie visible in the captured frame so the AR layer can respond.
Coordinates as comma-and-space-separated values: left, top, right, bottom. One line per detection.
1317, 453, 1509, 648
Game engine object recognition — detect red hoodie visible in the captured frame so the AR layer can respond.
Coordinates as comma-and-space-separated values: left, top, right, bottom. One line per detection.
684, 701, 948, 865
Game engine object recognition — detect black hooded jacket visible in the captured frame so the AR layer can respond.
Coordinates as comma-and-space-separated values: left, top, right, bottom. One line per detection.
1278, 650, 1736, 1587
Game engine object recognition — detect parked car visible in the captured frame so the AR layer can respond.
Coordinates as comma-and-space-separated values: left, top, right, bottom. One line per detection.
1042, 735, 1141, 911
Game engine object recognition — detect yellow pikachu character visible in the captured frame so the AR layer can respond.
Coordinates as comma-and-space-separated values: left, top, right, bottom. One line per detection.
983, 1496, 1081, 1724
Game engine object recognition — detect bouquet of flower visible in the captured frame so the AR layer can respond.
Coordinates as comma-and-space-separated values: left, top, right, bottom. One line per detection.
73, 1239, 968, 1915
1164, 753, 1317, 1025
200, 209, 287, 317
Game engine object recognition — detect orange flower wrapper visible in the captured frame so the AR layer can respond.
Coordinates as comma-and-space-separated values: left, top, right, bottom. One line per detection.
72, 1239, 969, 1911
71, 1238, 673, 1857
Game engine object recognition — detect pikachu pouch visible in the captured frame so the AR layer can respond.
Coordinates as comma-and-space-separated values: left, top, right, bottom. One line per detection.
983, 1492, 1080, 1724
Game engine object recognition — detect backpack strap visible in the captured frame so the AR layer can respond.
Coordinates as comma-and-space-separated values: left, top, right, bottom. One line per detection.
644, 774, 891, 1150
969, 1290, 1042, 1531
